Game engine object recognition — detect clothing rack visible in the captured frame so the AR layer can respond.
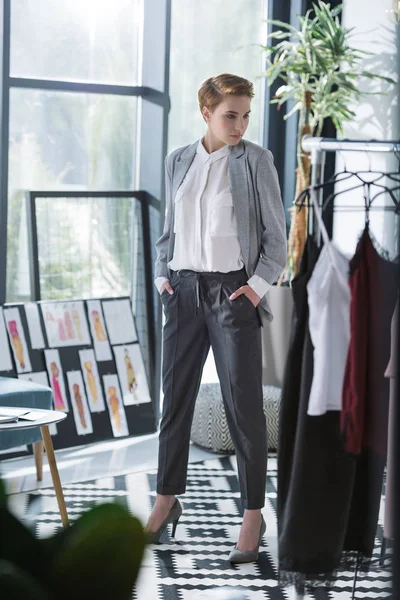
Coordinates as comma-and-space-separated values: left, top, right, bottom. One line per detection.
286, 136, 400, 600
301, 135, 400, 242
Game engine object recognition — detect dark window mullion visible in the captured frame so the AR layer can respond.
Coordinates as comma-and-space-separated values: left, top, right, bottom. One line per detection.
0, 0, 11, 305
9, 77, 169, 107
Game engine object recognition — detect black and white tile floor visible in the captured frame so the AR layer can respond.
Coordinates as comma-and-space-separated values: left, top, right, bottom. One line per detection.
7, 456, 392, 599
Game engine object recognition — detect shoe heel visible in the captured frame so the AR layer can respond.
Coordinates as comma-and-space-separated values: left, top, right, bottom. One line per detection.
171, 517, 180, 538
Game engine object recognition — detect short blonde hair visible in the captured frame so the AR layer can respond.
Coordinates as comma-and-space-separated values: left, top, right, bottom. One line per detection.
198, 73, 255, 112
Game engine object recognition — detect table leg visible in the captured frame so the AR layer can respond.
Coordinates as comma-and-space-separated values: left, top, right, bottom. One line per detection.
33, 441, 44, 481
40, 425, 69, 528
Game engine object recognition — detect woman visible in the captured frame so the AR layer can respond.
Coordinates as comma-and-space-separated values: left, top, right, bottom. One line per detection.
146, 73, 287, 563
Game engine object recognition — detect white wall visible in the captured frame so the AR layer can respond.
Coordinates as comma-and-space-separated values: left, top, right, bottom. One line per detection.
333, 0, 399, 257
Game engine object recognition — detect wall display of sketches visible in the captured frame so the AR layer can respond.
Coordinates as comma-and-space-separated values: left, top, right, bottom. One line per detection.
102, 299, 138, 345
66, 371, 94, 436
86, 300, 112, 361
78, 349, 106, 412
0, 307, 13, 372
0, 297, 155, 455
113, 344, 152, 406
41, 301, 91, 348
3, 307, 32, 373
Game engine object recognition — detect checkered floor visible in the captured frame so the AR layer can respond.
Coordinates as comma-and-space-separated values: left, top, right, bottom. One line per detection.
7, 456, 392, 599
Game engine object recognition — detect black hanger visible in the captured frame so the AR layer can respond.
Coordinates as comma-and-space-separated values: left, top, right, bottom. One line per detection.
295, 181, 400, 214
306, 141, 400, 201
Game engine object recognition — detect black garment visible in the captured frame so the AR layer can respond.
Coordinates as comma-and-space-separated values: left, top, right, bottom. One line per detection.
278, 238, 356, 583
157, 268, 267, 510
278, 230, 398, 587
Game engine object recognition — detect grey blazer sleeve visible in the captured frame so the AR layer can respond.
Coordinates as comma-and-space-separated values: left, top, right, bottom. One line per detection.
254, 149, 287, 284
154, 158, 173, 279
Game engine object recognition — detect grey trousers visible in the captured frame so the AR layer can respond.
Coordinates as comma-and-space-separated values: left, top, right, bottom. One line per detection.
157, 267, 267, 510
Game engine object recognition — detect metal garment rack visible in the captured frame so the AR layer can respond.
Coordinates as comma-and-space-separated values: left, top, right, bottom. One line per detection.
287, 135, 400, 600
302, 135, 400, 241
302, 135, 400, 225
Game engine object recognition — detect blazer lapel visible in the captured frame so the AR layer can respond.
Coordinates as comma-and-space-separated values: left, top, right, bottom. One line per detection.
229, 141, 251, 268
172, 141, 198, 200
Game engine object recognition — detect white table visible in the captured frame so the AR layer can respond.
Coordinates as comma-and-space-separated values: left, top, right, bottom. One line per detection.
0, 407, 69, 527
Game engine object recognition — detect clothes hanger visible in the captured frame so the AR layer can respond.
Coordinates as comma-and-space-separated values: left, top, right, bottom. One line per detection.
295, 145, 375, 210
369, 187, 400, 212
364, 182, 370, 228
313, 141, 400, 191
296, 183, 400, 213
295, 143, 400, 213
320, 177, 400, 213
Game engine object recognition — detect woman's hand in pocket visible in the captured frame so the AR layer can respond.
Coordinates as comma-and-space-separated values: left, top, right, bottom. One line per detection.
229, 285, 260, 307
161, 281, 174, 295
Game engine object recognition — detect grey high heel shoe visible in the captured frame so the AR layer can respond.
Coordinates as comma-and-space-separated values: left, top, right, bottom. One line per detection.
228, 515, 266, 563
145, 499, 182, 544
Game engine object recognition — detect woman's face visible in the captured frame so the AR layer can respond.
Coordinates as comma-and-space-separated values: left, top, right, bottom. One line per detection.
202, 95, 251, 146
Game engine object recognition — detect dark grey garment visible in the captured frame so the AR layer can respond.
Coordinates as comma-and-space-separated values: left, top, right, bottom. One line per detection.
157, 268, 267, 510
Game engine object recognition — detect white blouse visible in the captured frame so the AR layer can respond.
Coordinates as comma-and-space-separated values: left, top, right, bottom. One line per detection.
307, 189, 351, 416
155, 139, 270, 299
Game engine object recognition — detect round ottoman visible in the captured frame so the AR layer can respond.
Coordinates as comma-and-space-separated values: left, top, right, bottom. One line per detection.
190, 383, 281, 454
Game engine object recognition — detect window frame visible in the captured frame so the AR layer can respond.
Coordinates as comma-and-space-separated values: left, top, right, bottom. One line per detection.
0, 0, 171, 305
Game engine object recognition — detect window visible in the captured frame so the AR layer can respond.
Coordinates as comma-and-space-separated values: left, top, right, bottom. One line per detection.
168, 0, 267, 152
7, 90, 138, 301
10, 0, 142, 85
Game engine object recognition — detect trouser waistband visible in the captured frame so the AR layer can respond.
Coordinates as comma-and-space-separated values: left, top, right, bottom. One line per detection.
171, 268, 247, 314
173, 267, 247, 282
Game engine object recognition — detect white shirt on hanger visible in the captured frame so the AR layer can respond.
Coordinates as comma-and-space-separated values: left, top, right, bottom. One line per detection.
307, 190, 351, 416
155, 139, 270, 299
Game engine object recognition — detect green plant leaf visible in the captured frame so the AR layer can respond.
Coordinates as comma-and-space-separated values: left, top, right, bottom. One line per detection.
266, 31, 293, 40
51, 503, 145, 600
360, 71, 397, 84
0, 560, 54, 600
265, 18, 297, 31
284, 101, 303, 119
0, 479, 6, 509
0, 507, 51, 586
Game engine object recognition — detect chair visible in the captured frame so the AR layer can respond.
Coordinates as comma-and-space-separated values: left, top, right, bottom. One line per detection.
0, 376, 53, 481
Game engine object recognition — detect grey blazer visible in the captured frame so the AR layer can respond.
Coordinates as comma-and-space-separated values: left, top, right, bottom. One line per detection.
154, 138, 287, 325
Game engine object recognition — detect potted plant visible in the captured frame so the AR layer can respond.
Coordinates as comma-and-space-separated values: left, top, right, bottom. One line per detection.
0, 477, 145, 600
262, 0, 395, 280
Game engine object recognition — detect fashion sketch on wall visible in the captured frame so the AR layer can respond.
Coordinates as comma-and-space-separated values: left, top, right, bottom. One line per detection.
102, 374, 129, 437
113, 344, 151, 406
24, 303, 46, 349
41, 301, 91, 348
86, 300, 112, 361
66, 371, 93, 436
44, 349, 69, 412
0, 307, 13, 372
3, 307, 32, 374
102, 299, 138, 346
78, 349, 106, 412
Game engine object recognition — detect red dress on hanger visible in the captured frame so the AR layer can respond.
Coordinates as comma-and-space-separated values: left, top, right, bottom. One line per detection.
341, 226, 398, 457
